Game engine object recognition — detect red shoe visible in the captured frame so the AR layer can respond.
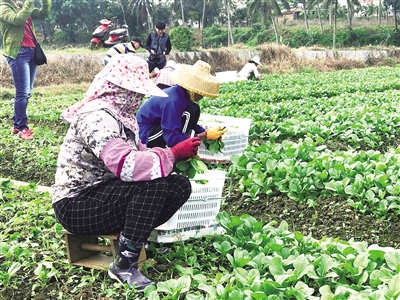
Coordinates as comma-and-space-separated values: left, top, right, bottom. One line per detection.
17, 129, 34, 140
11, 128, 19, 134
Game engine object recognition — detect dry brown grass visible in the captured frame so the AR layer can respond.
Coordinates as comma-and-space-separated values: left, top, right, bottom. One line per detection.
255, 43, 400, 74
1, 54, 103, 89
1, 46, 399, 94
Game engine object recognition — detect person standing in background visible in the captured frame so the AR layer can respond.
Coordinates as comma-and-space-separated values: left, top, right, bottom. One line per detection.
0, 0, 52, 140
145, 21, 171, 73
103, 37, 143, 66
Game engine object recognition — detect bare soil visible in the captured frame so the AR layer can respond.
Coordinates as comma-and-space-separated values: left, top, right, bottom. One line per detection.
223, 190, 400, 248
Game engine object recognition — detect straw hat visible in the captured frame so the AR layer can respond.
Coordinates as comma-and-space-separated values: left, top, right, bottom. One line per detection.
105, 54, 167, 97
171, 60, 220, 98
252, 56, 261, 65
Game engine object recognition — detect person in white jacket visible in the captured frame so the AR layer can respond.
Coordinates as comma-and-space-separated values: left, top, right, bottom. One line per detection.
237, 56, 262, 80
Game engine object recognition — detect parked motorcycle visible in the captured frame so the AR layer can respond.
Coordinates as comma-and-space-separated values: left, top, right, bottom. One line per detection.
89, 19, 129, 50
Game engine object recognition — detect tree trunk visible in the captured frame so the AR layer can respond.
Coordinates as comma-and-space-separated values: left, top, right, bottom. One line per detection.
347, 1, 352, 30
393, 0, 399, 31
226, 0, 234, 45
180, 0, 186, 26
117, 0, 127, 25
271, 15, 279, 44
317, 4, 324, 33
333, 0, 337, 49
146, 7, 153, 32
378, 1, 381, 25
303, 0, 309, 33
202, 0, 206, 48
329, 1, 333, 27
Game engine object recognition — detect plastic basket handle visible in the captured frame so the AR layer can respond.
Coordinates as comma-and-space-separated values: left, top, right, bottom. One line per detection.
189, 176, 232, 202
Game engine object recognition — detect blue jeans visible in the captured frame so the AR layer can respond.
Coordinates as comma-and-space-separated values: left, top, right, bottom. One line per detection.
6, 47, 37, 131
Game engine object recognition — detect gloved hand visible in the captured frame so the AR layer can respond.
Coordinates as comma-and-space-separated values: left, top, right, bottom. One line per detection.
206, 126, 228, 140
171, 137, 201, 161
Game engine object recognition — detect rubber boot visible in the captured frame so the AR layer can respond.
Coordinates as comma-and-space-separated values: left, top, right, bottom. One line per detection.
108, 234, 154, 290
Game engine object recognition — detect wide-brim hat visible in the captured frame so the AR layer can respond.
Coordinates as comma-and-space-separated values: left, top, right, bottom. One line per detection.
252, 56, 261, 65
171, 60, 220, 98
105, 54, 167, 97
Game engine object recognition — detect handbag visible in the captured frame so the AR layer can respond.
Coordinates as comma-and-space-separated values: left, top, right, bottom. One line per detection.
27, 23, 47, 66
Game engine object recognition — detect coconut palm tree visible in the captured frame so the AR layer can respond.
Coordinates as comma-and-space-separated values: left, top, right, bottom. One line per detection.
202, 0, 206, 47
378, 0, 382, 25
171, 0, 186, 26
180, 0, 186, 26
225, 0, 235, 45
308, 0, 339, 47
127, 0, 154, 31
303, 0, 310, 33
247, 0, 290, 44
306, 0, 324, 32
116, 0, 127, 25
345, 0, 361, 29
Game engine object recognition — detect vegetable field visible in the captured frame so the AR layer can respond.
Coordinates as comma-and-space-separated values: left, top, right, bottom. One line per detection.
2, 66, 400, 299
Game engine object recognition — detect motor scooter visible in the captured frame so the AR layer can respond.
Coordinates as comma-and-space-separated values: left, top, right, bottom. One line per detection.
89, 19, 129, 50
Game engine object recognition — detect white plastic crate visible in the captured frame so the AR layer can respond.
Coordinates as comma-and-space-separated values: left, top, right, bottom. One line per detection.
148, 170, 227, 243
148, 226, 226, 244
198, 114, 251, 163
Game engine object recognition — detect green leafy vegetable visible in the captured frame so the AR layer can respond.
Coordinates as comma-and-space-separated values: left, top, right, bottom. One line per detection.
173, 155, 208, 179
203, 139, 225, 154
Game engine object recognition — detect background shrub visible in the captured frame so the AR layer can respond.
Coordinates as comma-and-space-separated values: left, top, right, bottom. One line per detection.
203, 24, 228, 48
170, 26, 195, 51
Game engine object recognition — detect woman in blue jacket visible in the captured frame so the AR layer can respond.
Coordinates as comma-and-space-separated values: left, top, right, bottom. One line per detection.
136, 60, 228, 148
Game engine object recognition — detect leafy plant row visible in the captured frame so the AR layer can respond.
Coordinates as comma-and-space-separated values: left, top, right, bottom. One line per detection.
228, 138, 400, 219
213, 66, 400, 106
249, 90, 400, 150
2, 182, 400, 299
202, 81, 400, 152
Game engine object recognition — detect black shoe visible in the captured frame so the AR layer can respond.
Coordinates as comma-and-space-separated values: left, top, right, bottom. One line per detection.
108, 261, 154, 291
108, 234, 154, 290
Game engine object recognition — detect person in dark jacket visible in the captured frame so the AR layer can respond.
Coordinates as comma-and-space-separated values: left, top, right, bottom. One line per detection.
145, 21, 171, 73
136, 60, 228, 149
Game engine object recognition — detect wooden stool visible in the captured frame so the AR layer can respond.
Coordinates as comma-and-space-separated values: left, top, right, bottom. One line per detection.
62, 230, 147, 270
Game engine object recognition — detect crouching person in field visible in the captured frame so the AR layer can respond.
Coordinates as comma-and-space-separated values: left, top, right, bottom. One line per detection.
51, 54, 201, 290
237, 56, 262, 81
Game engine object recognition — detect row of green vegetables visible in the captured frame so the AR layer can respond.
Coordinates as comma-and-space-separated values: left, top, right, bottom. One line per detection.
228, 138, 400, 219
2, 66, 400, 213
2, 65, 400, 298
1, 182, 400, 299
206, 89, 400, 151
216, 66, 400, 104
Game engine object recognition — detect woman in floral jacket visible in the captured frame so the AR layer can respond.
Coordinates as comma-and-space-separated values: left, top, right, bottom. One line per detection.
52, 54, 201, 290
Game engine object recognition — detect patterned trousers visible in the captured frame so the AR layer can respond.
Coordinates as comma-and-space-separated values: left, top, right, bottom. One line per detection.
53, 174, 191, 243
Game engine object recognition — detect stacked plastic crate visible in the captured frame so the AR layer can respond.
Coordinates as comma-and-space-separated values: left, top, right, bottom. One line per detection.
148, 114, 251, 243
148, 170, 227, 243
197, 113, 252, 163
